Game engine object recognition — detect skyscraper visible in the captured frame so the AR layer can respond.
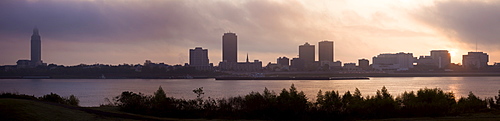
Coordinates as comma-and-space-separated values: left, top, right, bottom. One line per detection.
299, 42, 315, 63
222, 32, 237, 62
31, 27, 42, 66
319, 41, 334, 62
189, 47, 209, 67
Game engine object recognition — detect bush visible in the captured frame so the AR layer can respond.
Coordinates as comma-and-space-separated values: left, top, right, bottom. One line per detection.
455, 92, 487, 113
39, 93, 79, 106
396, 88, 456, 117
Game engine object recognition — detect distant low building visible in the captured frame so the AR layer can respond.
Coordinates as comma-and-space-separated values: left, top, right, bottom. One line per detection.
277, 57, 289, 66
219, 54, 262, 72
290, 58, 305, 71
431, 50, 451, 69
320, 60, 342, 70
462, 52, 488, 69
343, 63, 357, 71
219, 60, 262, 72
266, 57, 290, 71
16, 60, 31, 69
358, 59, 370, 70
372, 52, 416, 71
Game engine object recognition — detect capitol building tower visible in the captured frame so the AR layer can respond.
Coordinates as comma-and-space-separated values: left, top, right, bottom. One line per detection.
31, 27, 42, 66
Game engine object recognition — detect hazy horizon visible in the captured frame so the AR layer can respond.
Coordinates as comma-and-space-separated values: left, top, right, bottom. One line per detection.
1, 0, 500, 66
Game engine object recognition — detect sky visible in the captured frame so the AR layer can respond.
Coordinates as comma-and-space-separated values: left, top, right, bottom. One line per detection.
1, 0, 500, 66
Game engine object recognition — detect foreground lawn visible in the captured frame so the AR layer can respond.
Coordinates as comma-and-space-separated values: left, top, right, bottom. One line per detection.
0, 98, 204, 121
0, 98, 136, 121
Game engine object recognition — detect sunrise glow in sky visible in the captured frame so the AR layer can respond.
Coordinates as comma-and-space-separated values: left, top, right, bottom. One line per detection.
1, 0, 499, 66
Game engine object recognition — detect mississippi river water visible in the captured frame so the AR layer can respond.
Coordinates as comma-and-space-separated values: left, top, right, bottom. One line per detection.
1, 77, 499, 107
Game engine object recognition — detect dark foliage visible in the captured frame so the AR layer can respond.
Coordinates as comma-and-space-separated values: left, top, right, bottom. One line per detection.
396, 88, 456, 117
454, 92, 488, 113
39, 93, 80, 106
1, 92, 79, 106
112, 85, 500, 120
0, 92, 37, 100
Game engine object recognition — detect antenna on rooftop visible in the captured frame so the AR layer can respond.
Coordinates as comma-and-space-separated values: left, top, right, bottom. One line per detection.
475, 40, 478, 52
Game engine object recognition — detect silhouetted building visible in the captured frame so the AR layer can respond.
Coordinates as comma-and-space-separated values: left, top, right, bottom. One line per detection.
319, 61, 342, 70
319, 41, 334, 62
290, 58, 305, 71
189, 47, 211, 70
143, 60, 169, 69
416, 50, 451, 69
16, 60, 31, 69
431, 50, 451, 68
462, 52, 488, 69
222, 32, 237, 62
299, 42, 315, 63
372, 52, 416, 71
358, 59, 370, 70
416, 56, 435, 67
277, 57, 289, 66
17, 27, 46, 68
31, 27, 42, 66
343, 63, 357, 71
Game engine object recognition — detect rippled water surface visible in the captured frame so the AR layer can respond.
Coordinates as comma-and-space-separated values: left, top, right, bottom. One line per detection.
1, 77, 499, 107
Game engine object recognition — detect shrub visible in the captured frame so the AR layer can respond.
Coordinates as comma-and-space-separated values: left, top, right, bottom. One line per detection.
396, 88, 455, 117
39, 93, 79, 106
455, 92, 487, 113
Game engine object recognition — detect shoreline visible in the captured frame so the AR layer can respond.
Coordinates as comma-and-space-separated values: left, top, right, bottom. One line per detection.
2, 72, 500, 79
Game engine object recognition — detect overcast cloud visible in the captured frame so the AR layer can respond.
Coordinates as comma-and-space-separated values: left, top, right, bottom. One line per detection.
1, 0, 499, 65
414, 0, 500, 51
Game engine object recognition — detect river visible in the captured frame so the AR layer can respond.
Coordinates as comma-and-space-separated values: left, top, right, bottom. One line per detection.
0, 77, 499, 107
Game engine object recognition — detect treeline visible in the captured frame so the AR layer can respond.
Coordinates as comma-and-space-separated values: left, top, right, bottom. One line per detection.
0, 92, 79, 106
111, 85, 500, 120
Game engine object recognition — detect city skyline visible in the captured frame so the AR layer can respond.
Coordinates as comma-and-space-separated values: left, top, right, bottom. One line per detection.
1, 0, 500, 66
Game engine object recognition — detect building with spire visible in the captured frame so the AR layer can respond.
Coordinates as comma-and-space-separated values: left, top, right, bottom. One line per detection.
218, 32, 262, 71
219, 53, 262, 71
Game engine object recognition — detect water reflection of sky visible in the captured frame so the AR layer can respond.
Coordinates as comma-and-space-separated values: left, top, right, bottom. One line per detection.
0, 77, 499, 107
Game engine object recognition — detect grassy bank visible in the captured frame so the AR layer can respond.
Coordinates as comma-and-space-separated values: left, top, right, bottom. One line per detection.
0, 98, 198, 121
0, 98, 121, 121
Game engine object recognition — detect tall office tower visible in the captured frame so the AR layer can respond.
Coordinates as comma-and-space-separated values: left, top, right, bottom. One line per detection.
189, 47, 209, 66
358, 58, 370, 70
222, 32, 237, 62
31, 27, 42, 66
319, 41, 334, 62
462, 52, 489, 69
277, 57, 290, 66
430, 50, 451, 68
299, 42, 315, 63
